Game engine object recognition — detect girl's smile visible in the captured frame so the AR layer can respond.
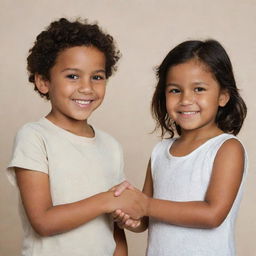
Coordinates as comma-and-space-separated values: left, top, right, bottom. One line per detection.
165, 60, 229, 134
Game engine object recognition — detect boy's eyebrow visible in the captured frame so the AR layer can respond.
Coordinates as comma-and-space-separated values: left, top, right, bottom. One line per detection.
193, 81, 209, 86
61, 68, 106, 73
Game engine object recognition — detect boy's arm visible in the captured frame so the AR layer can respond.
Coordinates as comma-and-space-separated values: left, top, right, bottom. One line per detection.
113, 223, 127, 256
15, 167, 123, 236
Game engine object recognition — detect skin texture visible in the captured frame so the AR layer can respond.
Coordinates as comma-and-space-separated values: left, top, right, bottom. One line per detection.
35, 46, 107, 137
112, 60, 244, 231
16, 46, 127, 255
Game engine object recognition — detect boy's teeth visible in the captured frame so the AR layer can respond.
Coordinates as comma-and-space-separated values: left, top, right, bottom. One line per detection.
75, 100, 91, 104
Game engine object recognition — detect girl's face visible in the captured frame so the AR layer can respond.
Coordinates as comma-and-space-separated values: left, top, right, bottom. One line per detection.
165, 60, 229, 134
35, 46, 106, 128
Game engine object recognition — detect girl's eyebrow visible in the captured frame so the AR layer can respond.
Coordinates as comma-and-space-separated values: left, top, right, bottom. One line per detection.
166, 82, 180, 87
166, 81, 209, 87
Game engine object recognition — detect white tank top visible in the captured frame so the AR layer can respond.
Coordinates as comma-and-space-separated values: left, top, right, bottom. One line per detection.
147, 134, 248, 256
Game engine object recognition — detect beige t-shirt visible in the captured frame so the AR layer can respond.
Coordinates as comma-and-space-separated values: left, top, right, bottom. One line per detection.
7, 118, 125, 256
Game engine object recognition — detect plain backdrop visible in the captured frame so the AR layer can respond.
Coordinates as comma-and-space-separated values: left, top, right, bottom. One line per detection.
0, 0, 256, 255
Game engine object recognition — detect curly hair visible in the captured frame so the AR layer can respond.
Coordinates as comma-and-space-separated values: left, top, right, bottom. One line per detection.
27, 18, 121, 99
151, 39, 247, 137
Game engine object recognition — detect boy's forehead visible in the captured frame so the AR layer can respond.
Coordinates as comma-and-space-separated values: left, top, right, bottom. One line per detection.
54, 46, 106, 70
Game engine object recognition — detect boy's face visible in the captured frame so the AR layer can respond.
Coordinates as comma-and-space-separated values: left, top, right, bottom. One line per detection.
36, 46, 106, 127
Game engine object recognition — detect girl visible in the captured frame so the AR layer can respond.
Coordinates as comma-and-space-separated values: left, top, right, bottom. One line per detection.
6, 18, 132, 256
112, 39, 248, 256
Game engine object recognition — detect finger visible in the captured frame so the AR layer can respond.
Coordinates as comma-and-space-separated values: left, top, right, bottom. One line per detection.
132, 220, 141, 228
114, 180, 132, 196
109, 186, 116, 192
112, 209, 122, 219
114, 211, 126, 223
125, 218, 134, 227
121, 214, 130, 224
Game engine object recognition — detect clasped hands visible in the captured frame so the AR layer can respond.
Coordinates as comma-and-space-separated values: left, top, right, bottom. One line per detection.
110, 181, 148, 229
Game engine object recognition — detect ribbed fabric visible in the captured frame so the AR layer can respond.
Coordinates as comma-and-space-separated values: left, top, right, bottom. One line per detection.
147, 134, 248, 256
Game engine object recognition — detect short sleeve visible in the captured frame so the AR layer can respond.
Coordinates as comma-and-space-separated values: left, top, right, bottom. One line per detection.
117, 142, 126, 183
7, 124, 49, 186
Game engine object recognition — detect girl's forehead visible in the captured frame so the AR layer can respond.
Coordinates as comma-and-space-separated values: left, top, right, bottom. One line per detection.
168, 59, 210, 73
165, 60, 219, 87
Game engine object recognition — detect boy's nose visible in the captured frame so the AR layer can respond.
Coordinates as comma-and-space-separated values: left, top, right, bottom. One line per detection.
78, 79, 93, 93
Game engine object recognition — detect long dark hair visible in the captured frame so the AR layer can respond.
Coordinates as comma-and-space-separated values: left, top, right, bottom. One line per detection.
151, 39, 247, 137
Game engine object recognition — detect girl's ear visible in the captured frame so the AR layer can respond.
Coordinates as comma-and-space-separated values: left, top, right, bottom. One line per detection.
34, 73, 50, 95
219, 89, 230, 107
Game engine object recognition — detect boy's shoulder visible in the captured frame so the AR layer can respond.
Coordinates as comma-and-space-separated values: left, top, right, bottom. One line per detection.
94, 128, 121, 148
17, 118, 47, 136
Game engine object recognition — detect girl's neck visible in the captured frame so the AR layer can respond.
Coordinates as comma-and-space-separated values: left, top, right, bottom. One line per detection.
178, 126, 223, 143
171, 126, 224, 157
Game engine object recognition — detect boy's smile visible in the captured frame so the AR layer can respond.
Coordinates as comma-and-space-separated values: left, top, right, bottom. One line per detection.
35, 46, 106, 136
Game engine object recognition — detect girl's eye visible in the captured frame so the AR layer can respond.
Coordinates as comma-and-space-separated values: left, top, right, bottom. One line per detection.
194, 87, 205, 92
67, 74, 79, 80
168, 88, 180, 94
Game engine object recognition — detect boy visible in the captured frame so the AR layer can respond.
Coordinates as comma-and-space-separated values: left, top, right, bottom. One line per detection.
7, 18, 127, 256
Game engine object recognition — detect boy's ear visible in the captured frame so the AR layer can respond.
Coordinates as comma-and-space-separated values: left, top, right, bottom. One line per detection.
219, 89, 230, 107
34, 73, 50, 95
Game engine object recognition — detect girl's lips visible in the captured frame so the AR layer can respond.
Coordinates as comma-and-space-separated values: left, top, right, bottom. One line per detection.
179, 111, 199, 115
178, 111, 200, 118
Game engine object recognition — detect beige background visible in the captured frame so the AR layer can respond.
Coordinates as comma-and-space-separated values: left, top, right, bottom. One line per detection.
0, 0, 256, 255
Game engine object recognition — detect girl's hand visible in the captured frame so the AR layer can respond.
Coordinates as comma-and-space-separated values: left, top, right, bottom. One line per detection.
110, 180, 135, 196
112, 209, 141, 229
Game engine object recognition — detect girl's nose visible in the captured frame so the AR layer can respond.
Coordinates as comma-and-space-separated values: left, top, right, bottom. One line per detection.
78, 79, 93, 93
180, 91, 194, 105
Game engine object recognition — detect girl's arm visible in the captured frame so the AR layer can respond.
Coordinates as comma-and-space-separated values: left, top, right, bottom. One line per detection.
15, 168, 129, 236
122, 139, 245, 229
113, 223, 127, 256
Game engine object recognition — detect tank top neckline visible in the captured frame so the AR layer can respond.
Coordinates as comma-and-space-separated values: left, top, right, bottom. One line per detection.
167, 133, 231, 159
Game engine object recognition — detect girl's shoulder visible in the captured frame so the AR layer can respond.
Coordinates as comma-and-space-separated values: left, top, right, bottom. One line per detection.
205, 133, 247, 167
205, 133, 243, 152
151, 137, 176, 157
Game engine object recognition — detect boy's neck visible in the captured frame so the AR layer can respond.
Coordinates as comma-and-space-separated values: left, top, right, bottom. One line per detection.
45, 114, 94, 138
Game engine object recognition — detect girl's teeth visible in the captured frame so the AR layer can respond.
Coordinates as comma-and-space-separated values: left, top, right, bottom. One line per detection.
182, 111, 197, 114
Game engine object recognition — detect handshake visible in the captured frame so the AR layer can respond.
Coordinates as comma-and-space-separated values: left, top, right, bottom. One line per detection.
109, 181, 149, 231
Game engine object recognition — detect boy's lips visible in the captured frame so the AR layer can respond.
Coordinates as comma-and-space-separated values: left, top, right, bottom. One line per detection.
72, 99, 94, 107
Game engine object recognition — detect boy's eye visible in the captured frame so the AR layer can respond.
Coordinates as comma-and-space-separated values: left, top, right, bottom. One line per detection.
194, 87, 206, 92
92, 75, 105, 81
67, 74, 79, 80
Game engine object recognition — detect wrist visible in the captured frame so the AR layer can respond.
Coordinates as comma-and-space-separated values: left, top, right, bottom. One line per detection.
145, 196, 152, 217
99, 191, 115, 214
